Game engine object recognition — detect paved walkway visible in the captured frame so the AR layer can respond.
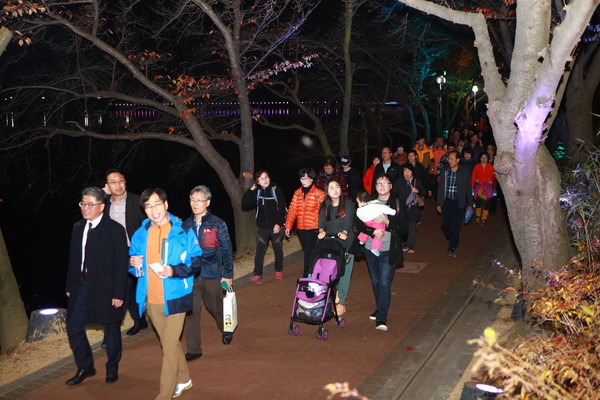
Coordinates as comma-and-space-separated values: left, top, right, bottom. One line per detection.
0, 200, 517, 400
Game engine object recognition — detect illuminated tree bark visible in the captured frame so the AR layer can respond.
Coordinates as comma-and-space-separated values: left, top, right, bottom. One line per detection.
397, 0, 598, 290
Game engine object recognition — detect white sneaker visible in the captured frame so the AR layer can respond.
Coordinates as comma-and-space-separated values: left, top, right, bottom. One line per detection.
375, 322, 388, 331
173, 379, 192, 398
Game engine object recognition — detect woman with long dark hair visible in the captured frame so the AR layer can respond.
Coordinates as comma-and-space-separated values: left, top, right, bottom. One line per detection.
317, 179, 356, 316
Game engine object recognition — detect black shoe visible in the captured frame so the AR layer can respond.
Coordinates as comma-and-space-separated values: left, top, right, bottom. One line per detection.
126, 325, 141, 336
222, 333, 233, 345
105, 371, 119, 383
66, 368, 96, 385
139, 319, 149, 330
369, 311, 377, 320
185, 352, 202, 361
100, 341, 106, 349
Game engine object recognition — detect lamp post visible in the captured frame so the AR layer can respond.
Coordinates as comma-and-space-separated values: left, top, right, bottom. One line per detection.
436, 75, 446, 135
472, 84, 479, 125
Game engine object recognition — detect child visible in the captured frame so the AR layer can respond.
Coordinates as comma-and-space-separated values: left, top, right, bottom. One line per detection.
356, 191, 396, 256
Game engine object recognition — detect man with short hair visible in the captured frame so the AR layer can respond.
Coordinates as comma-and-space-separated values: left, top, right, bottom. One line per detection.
371, 147, 402, 195
355, 174, 407, 331
340, 156, 361, 201
129, 188, 202, 399
413, 137, 434, 173
103, 169, 147, 336
65, 187, 129, 385
437, 151, 473, 257
182, 185, 234, 362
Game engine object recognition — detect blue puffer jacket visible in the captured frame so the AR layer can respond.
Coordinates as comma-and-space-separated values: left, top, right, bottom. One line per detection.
182, 210, 234, 280
129, 212, 202, 316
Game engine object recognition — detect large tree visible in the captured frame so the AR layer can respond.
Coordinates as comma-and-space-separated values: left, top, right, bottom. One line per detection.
0, 0, 317, 256
0, 226, 28, 351
395, 0, 598, 290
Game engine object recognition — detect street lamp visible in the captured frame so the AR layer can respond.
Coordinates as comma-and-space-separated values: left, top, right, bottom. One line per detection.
472, 84, 479, 125
436, 75, 446, 135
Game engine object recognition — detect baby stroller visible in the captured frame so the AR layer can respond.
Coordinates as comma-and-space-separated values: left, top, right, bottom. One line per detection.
287, 237, 346, 340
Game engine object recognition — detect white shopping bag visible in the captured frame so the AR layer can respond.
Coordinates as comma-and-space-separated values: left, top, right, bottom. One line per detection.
223, 287, 238, 333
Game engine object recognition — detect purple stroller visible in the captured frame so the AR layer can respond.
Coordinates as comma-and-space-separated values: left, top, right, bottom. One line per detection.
287, 237, 346, 340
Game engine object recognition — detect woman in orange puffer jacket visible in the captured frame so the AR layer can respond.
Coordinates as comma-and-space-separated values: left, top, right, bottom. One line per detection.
285, 168, 325, 276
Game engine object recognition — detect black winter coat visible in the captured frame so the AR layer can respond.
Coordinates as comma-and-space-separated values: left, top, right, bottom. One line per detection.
241, 184, 287, 229
66, 215, 129, 324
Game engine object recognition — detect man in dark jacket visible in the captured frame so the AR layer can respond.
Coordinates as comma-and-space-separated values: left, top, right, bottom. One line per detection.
65, 186, 129, 385
437, 151, 473, 257
103, 169, 147, 336
355, 174, 408, 332
371, 147, 402, 196
340, 155, 362, 201
182, 185, 235, 362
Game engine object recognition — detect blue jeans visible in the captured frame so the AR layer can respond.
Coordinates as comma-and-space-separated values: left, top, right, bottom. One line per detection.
364, 251, 395, 323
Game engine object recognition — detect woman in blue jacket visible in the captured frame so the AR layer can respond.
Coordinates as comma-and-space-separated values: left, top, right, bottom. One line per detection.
129, 188, 201, 400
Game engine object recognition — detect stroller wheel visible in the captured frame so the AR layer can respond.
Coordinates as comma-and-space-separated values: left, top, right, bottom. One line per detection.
293, 325, 300, 336
322, 329, 329, 340
315, 329, 322, 340
339, 318, 345, 328
287, 325, 293, 335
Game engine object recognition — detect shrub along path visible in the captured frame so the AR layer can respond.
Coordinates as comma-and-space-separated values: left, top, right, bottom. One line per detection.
0, 199, 516, 400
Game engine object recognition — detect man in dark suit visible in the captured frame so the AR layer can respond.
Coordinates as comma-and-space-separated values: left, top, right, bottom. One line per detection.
371, 147, 402, 196
436, 151, 473, 257
65, 186, 129, 385
103, 169, 147, 335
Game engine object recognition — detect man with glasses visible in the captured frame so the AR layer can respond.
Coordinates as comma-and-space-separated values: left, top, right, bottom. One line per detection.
103, 169, 147, 336
182, 185, 235, 362
129, 188, 202, 399
65, 187, 129, 385
356, 175, 407, 331
371, 147, 402, 196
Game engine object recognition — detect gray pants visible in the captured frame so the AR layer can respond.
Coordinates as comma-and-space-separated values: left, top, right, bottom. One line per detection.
184, 279, 223, 354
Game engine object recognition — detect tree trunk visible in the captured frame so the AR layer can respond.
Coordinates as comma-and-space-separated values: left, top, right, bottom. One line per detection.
565, 43, 600, 154
231, 196, 256, 259
338, 0, 354, 156
0, 227, 29, 351
495, 145, 571, 291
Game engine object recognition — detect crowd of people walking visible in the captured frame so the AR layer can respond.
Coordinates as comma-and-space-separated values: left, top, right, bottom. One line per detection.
63, 126, 498, 399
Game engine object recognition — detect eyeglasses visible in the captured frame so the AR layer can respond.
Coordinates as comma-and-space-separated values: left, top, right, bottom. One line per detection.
144, 201, 164, 210
79, 202, 103, 209
190, 199, 208, 204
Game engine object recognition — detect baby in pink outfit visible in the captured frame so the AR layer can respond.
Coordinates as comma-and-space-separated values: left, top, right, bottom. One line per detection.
356, 195, 396, 256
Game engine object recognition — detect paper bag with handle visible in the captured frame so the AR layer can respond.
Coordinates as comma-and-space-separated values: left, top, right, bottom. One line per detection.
223, 287, 238, 333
